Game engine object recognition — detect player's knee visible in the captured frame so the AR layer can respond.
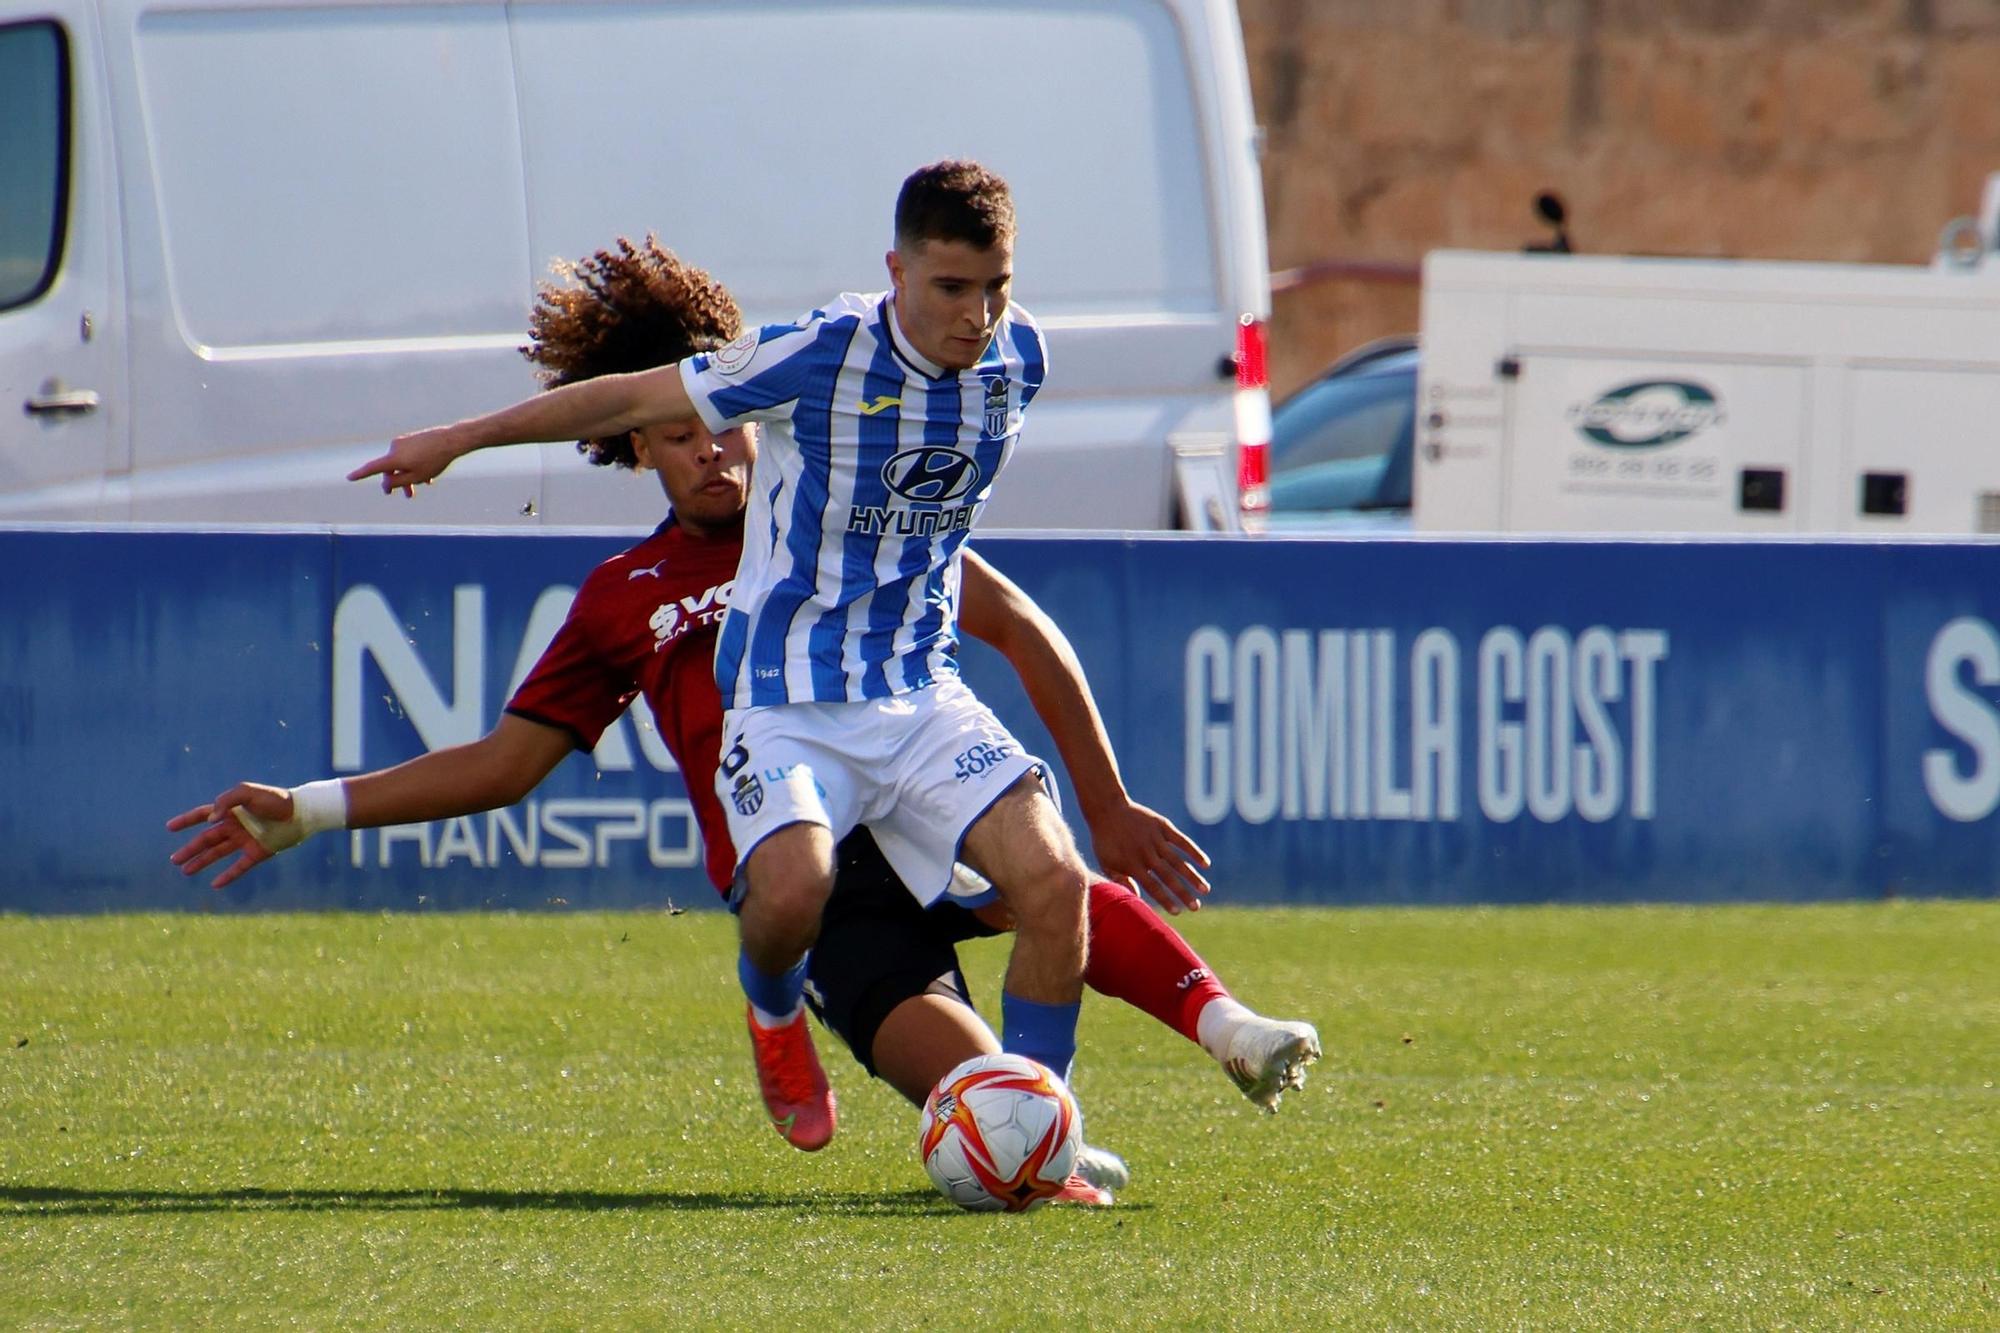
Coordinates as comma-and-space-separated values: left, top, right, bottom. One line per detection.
747, 865, 833, 927
999, 855, 1088, 942
744, 825, 835, 929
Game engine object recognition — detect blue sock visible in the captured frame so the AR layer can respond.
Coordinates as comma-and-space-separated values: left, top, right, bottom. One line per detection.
739, 951, 808, 1025
1000, 991, 1080, 1085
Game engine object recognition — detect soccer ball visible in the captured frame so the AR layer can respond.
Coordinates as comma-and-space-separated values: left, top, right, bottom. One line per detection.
919, 1053, 1081, 1213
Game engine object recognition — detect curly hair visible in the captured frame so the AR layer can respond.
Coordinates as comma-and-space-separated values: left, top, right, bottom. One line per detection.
521, 236, 744, 468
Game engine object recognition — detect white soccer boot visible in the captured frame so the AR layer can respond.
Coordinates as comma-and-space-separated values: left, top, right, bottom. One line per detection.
1072, 1141, 1131, 1192
1219, 1015, 1322, 1113
1066, 1091, 1131, 1191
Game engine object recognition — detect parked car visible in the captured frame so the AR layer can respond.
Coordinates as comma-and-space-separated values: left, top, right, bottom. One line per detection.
1267, 336, 1416, 530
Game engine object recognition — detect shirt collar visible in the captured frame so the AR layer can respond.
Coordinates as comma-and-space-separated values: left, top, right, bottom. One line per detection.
882, 297, 951, 380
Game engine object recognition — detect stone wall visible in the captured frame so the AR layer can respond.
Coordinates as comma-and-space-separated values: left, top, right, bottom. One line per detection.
1240, 0, 2000, 395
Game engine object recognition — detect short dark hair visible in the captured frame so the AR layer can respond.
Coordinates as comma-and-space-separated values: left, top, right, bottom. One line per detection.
521, 235, 743, 468
894, 159, 1016, 252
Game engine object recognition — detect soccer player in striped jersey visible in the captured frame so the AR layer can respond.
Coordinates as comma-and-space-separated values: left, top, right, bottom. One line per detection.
187, 238, 1318, 1193
354, 163, 1108, 1148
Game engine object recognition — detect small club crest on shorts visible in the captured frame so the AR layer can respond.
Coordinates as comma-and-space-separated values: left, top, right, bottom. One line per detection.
731, 770, 764, 816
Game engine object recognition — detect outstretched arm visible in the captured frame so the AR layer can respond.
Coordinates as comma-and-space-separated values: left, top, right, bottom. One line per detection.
348, 364, 697, 492
957, 549, 1211, 913
166, 714, 574, 888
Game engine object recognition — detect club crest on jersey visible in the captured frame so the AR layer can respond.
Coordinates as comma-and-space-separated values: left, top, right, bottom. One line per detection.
710, 332, 760, 377
730, 770, 764, 816
881, 446, 981, 503
981, 374, 1010, 437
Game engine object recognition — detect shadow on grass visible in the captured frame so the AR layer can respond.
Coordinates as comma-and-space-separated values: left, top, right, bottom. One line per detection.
1, 1184, 967, 1217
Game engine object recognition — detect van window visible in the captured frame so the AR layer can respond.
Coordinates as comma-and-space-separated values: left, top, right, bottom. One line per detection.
510, 1, 1218, 322
135, 7, 530, 349
0, 20, 68, 312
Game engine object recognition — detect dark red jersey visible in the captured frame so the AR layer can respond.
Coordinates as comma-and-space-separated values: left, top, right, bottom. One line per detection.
506, 519, 741, 894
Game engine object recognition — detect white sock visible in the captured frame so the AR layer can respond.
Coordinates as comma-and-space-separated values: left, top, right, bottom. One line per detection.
749, 1000, 802, 1029
1195, 997, 1255, 1063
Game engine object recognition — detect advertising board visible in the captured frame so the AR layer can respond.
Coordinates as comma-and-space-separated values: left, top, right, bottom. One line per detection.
6, 529, 1996, 910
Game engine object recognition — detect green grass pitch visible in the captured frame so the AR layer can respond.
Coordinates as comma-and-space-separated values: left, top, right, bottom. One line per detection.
3, 902, 1995, 1328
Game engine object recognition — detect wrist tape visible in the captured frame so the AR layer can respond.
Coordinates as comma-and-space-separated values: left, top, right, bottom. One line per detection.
232, 779, 348, 854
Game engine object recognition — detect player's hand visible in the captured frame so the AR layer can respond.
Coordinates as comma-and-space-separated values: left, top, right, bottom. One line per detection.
165, 782, 300, 889
347, 425, 467, 496
1087, 800, 1211, 914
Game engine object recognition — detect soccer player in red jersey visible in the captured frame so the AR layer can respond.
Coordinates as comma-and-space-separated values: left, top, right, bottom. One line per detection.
168, 239, 1318, 1199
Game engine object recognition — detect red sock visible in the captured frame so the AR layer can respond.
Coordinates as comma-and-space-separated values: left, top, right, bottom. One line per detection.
1083, 880, 1232, 1045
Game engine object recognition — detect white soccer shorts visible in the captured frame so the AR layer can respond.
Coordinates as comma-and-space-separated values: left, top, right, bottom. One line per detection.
717, 678, 1056, 907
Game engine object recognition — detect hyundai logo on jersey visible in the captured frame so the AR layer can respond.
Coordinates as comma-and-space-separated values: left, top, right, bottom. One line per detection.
882, 446, 982, 503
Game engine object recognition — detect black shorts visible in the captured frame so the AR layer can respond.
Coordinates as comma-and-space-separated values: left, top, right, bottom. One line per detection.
802, 829, 1001, 1078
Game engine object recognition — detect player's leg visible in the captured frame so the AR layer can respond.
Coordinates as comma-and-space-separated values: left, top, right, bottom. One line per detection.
869, 990, 998, 1101
733, 822, 840, 1151
957, 868, 1320, 1118
814, 834, 1071, 1107
804, 833, 1112, 1204
872, 993, 1111, 1208
1083, 879, 1321, 1111
807, 831, 999, 1105
719, 710, 866, 1151
957, 780, 1092, 1080
865, 680, 1089, 1080
739, 822, 835, 987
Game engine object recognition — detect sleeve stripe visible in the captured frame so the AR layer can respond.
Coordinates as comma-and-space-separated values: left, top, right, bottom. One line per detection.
502, 705, 593, 754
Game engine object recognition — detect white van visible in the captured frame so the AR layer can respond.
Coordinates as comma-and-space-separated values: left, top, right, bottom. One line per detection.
1414, 195, 2000, 534
0, 0, 1272, 532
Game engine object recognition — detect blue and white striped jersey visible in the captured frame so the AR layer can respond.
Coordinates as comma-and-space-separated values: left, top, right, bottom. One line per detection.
680, 291, 1047, 709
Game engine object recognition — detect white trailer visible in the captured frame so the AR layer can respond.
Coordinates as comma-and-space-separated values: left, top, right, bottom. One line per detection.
1416, 191, 2000, 534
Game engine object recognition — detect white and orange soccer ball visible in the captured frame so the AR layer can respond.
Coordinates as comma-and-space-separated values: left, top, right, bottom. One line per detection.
919, 1053, 1082, 1213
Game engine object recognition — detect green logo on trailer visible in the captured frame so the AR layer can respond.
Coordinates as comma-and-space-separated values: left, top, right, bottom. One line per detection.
1568, 380, 1725, 448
